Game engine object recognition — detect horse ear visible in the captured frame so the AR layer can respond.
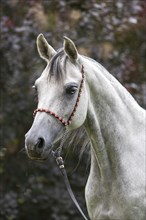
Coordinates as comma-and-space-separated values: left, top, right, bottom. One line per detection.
36, 33, 56, 62
63, 36, 78, 61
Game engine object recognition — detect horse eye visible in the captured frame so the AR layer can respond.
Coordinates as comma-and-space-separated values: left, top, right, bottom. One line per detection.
66, 86, 78, 95
32, 85, 37, 91
32, 85, 38, 103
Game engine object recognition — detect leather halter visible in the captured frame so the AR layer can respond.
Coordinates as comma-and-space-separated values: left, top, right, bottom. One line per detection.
33, 65, 85, 126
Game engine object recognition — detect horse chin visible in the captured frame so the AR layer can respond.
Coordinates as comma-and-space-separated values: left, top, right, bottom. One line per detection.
28, 156, 47, 161
26, 145, 53, 161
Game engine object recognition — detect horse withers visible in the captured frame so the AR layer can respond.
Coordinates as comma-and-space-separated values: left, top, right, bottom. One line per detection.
25, 34, 146, 220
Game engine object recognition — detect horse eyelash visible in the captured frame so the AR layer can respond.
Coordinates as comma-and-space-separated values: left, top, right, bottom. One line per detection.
34, 93, 38, 103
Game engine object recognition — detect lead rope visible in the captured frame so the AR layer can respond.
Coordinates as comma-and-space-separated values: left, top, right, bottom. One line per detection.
52, 126, 89, 220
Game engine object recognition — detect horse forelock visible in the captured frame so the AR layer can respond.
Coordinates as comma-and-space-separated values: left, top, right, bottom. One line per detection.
48, 49, 68, 81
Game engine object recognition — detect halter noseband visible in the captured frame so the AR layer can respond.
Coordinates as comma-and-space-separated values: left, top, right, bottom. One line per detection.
33, 65, 85, 126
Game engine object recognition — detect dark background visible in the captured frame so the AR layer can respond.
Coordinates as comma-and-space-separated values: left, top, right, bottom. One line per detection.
0, 1, 145, 220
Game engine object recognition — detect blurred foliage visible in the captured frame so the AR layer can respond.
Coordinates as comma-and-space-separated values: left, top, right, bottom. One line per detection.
0, 0, 146, 219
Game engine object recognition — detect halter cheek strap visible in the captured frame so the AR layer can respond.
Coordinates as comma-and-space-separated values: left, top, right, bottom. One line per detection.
33, 65, 85, 126
33, 108, 68, 126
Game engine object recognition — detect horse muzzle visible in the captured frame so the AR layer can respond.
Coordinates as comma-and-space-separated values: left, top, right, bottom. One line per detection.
25, 134, 51, 160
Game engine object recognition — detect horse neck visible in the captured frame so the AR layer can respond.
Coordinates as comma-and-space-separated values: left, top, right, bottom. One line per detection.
83, 58, 144, 184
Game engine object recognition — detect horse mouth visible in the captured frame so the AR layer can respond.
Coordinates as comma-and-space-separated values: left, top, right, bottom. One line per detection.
26, 145, 53, 161
28, 156, 47, 161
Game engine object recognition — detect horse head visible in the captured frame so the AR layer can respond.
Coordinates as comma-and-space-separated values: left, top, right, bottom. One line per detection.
25, 34, 88, 160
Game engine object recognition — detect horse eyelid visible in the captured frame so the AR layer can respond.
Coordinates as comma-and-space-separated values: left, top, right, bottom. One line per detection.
65, 83, 78, 89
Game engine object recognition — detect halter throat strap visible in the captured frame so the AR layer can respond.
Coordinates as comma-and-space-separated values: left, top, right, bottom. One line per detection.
33, 65, 85, 126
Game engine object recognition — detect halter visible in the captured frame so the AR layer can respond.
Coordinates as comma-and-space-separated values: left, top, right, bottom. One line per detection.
33, 64, 89, 220
33, 65, 85, 126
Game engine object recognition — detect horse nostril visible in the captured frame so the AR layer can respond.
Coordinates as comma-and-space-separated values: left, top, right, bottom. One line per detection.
35, 138, 45, 152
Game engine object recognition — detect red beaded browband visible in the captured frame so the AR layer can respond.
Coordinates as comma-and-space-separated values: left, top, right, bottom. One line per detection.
33, 65, 85, 126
